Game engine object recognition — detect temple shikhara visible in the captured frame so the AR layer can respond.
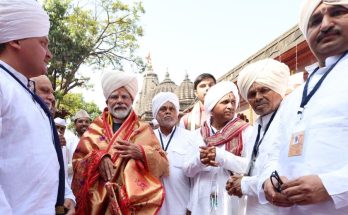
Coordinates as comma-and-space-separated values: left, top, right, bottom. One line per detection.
136, 26, 317, 123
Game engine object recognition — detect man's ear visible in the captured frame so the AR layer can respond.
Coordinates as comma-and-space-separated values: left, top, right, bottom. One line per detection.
8, 40, 21, 50
194, 90, 198, 98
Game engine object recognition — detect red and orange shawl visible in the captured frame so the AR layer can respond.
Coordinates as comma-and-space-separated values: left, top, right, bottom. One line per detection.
200, 117, 249, 156
72, 109, 169, 215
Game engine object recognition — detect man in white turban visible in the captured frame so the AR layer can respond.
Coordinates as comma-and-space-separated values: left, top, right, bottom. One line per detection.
224, 59, 289, 215
260, 1, 348, 214
183, 81, 252, 215
72, 71, 169, 215
0, 1, 71, 214
152, 92, 195, 215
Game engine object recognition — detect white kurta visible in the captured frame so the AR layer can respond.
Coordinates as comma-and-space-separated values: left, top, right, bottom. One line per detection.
241, 112, 279, 215
259, 55, 348, 215
0, 61, 60, 214
64, 131, 79, 185
155, 126, 195, 215
183, 122, 252, 215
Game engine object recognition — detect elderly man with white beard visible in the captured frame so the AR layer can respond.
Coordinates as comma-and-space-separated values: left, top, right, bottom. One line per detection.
152, 92, 196, 215
72, 71, 169, 215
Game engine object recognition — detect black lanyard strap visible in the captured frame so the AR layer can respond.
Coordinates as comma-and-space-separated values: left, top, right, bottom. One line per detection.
246, 110, 277, 176
252, 110, 277, 158
0, 64, 65, 209
158, 126, 176, 151
299, 52, 348, 115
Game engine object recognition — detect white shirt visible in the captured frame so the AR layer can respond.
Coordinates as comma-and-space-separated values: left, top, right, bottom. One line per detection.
241, 112, 279, 215
183, 121, 252, 215
155, 126, 195, 215
64, 131, 79, 185
0, 61, 59, 214
259, 54, 348, 215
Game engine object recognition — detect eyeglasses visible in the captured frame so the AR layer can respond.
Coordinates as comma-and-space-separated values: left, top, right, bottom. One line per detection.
270, 170, 283, 193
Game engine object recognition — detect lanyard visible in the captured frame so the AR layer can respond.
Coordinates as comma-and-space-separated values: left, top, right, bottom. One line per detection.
158, 126, 176, 151
298, 52, 348, 117
246, 110, 277, 176
0, 64, 66, 207
252, 110, 277, 158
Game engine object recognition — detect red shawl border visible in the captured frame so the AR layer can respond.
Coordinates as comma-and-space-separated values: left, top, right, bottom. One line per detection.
200, 117, 249, 156
76, 109, 138, 214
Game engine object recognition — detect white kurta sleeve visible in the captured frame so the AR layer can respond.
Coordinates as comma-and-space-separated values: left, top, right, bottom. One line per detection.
0, 186, 12, 214
64, 178, 76, 203
241, 175, 258, 196
319, 165, 348, 209
215, 148, 248, 174
182, 150, 212, 177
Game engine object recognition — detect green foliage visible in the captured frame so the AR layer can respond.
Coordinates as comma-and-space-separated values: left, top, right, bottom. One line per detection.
59, 92, 101, 120
44, 0, 145, 105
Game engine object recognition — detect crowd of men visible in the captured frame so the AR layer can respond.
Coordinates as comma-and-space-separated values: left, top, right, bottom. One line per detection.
1, 0, 348, 214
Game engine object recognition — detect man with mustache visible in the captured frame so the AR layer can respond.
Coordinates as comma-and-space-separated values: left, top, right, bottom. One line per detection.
72, 71, 169, 215
260, 0, 348, 214
183, 81, 252, 215
225, 58, 290, 215
152, 92, 195, 215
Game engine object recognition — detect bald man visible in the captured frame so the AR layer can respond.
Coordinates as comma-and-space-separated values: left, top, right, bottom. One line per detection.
31, 75, 56, 116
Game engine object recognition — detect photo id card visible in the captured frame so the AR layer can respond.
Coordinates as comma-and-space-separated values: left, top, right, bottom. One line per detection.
288, 130, 305, 157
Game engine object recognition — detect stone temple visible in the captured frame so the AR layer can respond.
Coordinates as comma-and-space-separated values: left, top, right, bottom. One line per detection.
134, 56, 195, 122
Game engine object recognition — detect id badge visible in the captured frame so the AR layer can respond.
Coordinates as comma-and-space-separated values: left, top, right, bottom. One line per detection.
288, 119, 305, 157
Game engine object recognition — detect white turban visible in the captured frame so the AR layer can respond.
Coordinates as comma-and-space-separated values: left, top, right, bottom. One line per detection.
0, 0, 50, 44
73, 110, 90, 121
152, 92, 180, 118
101, 71, 138, 100
204, 81, 240, 115
237, 59, 290, 101
54, 117, 67, 127
299, 0, 348, 39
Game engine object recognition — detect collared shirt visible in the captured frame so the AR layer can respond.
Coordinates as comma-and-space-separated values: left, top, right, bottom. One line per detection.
259, 54, 348, 214
0, 61, 60, 214
240, 112, 279, 215
155, 126, 195, 215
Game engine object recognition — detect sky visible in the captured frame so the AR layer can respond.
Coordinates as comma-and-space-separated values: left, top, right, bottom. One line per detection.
75, 0, 304, 110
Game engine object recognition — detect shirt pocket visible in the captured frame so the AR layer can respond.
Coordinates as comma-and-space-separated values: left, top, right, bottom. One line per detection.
170, 149, 187, 168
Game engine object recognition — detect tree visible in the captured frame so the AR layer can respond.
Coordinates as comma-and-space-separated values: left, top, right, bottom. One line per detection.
57, 92, 101, 120
44, 0, 145, 106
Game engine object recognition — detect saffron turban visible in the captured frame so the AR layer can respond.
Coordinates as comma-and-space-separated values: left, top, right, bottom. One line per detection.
204, 81, 240, 115
54, 117, 67, 127
73, 110, 90, 121
0, 0, 50, 44
152, 92, 180, 118
101, 71, 138, 100
237, 59, 290, 101
299, 0, 348, 38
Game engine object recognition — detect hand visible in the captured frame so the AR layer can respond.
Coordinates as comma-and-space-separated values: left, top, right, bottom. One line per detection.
58, 134, 66, 147
99, 156, 116, 181
199, 146, 218, 166
114, 139, 144, 161
226, 174, 243, 198
64, 198, 76, 215
263, 178, 294, 207
281, 175, 330, 205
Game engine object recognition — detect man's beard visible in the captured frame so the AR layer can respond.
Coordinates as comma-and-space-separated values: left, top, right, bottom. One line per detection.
109, 104, 132, 120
